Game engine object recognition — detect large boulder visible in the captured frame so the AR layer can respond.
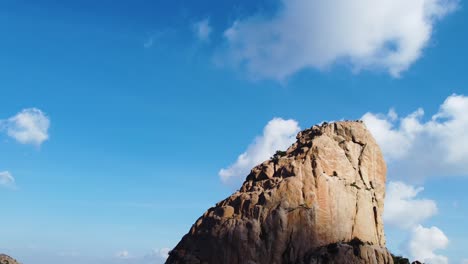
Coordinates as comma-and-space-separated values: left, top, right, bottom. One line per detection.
167, 121, 393, 264
0, 254, 21, 264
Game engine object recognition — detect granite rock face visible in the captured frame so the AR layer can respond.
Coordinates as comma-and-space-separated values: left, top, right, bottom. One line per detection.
167, 121, 393, 264
0, 254, 20, 264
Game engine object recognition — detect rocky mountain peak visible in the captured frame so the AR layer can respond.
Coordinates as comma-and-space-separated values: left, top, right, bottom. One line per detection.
167, 121, 393, 264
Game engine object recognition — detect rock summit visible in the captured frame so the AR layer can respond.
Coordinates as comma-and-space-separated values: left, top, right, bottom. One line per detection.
167, 121, 393, 264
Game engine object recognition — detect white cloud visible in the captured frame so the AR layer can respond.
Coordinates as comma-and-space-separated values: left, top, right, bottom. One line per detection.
193, 18, 212, 42
112, 248, 170, 263
1, 108, 50, 146
406, 225, 449, 264
0, 171, 15, 188
363, 96, 466, 262
217, 96, 460, 262
385, 183, 449, 262
219, 118, 300, 183
157, 248, 170, 260
362, 108, 424, 161
363, 94, 468, 181
384, 183, 449, 263
115, 250, 129, 259
385, 181, 437, 229
221, 0, 457, 80
6, 247, 169, 264
461, 259, 468, 264
141, 248, 170, 261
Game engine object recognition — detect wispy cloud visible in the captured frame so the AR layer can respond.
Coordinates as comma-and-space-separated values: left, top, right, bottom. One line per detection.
143, 37, 154, 48
143, 30, 175, 49
112, 248, 170, 264
115, 250, 130, 259
0, 171, 15, 188
192, 18, 212, 42
11, 248, 170, 264
220, 0, 458, 80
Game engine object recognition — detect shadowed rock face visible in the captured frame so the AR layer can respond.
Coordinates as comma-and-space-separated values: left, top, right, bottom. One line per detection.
167, 121, 393, 264
0, 254, 20, 264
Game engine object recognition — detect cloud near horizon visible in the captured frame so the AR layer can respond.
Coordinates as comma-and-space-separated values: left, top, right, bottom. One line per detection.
112, 248, 169, 264
12, 248, 170, 264
221, 0, 457, 80
0, 108, 50, 146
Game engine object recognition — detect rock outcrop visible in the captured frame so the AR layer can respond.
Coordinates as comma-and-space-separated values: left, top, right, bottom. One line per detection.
167, 121, 393, 264
0, 254, 20, 264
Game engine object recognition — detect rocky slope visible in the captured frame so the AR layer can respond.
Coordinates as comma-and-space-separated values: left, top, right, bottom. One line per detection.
0, 254, 20, 264
167, 121, 393, 264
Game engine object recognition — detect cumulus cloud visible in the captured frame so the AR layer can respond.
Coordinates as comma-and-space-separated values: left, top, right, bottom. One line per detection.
383, 182, 449, 262
363, 94, 468, 181
193, 18, 212, 42
221, 0, 457, 80
363, 96, 465, 262
1, 108, 50, 146
407, 225, 449, 264
0, 171, 15, 188
219, 118, 300, 183
217, 96, 460, 262
385, 181, 437, 229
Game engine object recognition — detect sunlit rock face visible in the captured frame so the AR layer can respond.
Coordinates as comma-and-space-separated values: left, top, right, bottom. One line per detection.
167, 121, 393, 264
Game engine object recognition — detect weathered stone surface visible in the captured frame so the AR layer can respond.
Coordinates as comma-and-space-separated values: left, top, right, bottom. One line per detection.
0, 254, 21, 264
167, 121, 393, 264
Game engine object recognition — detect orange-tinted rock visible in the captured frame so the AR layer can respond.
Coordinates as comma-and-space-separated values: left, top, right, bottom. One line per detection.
167, 121, 393, 264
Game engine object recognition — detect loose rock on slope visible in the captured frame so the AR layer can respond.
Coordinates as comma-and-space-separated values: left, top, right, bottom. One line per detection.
167, 121, 393, 264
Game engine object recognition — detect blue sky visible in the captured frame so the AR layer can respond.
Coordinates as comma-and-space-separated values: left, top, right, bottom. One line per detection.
0, 1, 467, 263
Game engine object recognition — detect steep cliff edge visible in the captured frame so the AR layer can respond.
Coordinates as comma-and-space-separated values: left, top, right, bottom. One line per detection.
167, 121, 393, 264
